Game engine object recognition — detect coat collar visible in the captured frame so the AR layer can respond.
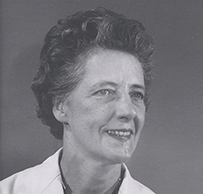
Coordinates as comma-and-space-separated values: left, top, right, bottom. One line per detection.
38, 148, 154, 194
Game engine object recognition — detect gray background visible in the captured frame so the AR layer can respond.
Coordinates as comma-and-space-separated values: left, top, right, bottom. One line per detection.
0, 0, 202, 194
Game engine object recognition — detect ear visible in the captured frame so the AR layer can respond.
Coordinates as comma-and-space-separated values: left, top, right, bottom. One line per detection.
53, 102, 69, 123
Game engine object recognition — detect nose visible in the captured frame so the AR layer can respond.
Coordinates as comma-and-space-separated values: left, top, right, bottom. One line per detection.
115, 93, 136, 122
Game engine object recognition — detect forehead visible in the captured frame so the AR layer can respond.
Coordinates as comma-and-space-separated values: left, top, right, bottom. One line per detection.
82, 49, 144, 86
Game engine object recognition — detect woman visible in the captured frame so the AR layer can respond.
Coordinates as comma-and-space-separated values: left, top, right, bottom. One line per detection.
0, 8, 155, 194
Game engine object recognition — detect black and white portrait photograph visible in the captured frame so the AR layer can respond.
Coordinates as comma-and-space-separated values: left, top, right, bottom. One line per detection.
0, 1, 202, 194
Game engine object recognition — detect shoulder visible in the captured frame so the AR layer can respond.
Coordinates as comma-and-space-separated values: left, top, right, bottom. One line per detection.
119, 164, 156, 194
0, 149, 63, 194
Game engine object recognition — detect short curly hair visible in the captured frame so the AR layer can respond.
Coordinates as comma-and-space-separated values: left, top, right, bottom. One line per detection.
31, 7, 154, 139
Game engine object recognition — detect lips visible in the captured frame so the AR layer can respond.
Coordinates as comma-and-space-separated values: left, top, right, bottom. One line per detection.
105, 129, 134, 140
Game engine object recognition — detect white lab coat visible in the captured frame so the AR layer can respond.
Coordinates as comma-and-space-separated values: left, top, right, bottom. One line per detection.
0, 149, 155, 194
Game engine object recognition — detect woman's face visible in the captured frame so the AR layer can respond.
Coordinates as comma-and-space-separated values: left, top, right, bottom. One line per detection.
61, 49, 145, 164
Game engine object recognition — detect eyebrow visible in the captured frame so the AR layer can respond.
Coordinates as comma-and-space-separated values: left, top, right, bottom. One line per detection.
90, 81, 145, 92
130, 84, 146, 91
90, 81, 118, 92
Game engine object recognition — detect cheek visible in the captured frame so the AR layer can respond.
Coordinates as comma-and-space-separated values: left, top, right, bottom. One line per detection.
88, 105, 115, 129
134, 104, 146, 127
139, 110, 146, 129
70, 101, 114, 130
87, 103, 116, 131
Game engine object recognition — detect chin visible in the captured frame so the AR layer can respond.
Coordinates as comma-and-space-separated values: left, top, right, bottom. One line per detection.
107, 155, 132, 166
106, 149, 135, 165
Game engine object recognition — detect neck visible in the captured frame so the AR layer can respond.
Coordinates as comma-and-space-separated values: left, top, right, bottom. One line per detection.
60, 132, 122, 194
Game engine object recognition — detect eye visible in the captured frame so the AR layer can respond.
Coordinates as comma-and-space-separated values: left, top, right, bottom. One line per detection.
130, 91, 145, 100
94, 89, 115, 96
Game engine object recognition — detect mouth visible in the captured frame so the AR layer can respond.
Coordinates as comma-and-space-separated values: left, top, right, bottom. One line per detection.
105, 129, 134, 140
